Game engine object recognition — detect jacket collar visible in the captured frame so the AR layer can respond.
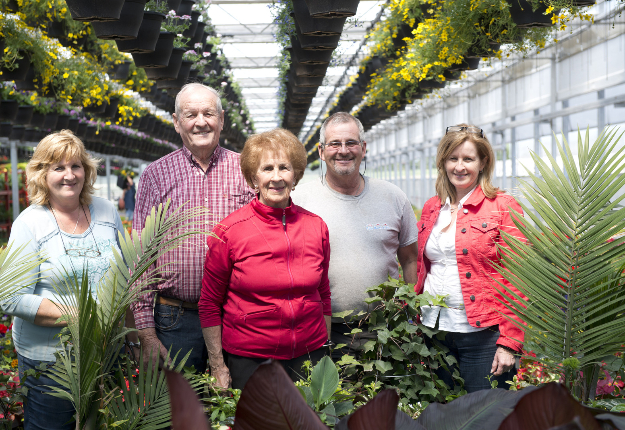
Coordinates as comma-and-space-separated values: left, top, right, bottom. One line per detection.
427, 185, 486, 215
251, 196, 298, 224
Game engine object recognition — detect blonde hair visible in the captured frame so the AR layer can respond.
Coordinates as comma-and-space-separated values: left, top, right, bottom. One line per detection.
26, 130, 99, 206
435, 123, 498, 202
240, 128, 307, 188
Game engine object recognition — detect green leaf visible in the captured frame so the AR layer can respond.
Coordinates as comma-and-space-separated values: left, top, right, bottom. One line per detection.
337, 355, 359, 366
374, 360, 393, 373
332, 310, 354, 319
311, 356, 339, 407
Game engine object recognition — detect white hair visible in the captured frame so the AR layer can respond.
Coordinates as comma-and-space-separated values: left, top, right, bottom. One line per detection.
174, 83, 223, 116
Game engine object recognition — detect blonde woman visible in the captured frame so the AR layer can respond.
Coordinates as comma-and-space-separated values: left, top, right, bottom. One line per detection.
1, 130, 126, 430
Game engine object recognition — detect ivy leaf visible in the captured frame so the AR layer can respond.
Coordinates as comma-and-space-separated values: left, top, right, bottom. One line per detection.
363, 340, 377, 353
333, 310, 354, 319
337, 355, 359, 366
375, 360, 393, 373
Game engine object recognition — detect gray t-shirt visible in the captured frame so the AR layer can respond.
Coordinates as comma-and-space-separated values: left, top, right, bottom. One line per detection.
292, 176, 418, 318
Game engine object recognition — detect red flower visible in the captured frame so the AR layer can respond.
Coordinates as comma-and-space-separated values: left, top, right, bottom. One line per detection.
0, 324, 8, 335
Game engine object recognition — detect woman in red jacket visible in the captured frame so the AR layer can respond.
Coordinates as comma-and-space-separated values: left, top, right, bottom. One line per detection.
416, 124, 525, 393
199, 128, 331, 389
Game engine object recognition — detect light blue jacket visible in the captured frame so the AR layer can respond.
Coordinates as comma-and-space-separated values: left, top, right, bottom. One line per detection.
1, 197, 124, 362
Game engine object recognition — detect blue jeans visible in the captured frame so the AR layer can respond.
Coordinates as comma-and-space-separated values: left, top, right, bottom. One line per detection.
428, 326, 516, 393
154, 303, 208, 373
18, 353, 75, 430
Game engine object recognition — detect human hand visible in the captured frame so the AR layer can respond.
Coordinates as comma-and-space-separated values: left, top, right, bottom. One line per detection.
210, 363, 232, 389
138, 328, 171, 368
491, 346, 516, 376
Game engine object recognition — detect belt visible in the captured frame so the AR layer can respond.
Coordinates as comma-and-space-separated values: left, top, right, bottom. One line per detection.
155, 295, 198, 310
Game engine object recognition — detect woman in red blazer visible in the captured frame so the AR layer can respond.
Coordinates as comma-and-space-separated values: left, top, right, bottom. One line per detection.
416, 124, 525, 392
199, 128, 331, 390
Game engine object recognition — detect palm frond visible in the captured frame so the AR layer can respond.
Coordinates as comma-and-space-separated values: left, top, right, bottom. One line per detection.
0, 241, 45, 301
495, 127, 625, 395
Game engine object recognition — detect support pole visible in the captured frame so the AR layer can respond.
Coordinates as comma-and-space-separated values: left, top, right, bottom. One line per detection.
106, 155, 112, 201
10, 140, 19, 221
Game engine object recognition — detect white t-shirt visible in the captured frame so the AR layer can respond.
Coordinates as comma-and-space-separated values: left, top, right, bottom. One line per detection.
292, 176, 418, 318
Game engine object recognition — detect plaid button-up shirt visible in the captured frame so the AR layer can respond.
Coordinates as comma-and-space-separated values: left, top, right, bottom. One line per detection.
131, 145, 254, 329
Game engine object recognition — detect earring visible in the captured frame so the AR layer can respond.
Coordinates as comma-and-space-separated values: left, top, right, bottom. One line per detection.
291, 185, 296, 192
253, 184, 259, 193
479, 170, 483, 173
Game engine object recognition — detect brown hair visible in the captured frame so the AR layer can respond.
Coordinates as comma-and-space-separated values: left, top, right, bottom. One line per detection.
26, 130, 99, 206
240, 128, 307, 188
435, 123, 498, 202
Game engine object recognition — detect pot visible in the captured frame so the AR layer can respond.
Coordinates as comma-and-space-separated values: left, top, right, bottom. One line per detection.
167, 0, 182, 11
113, 60, 132, 81
9, 125, 25, 140
83, 100, 108, 114
85, 124, 97, 140
187, 22, 206, 48
291, 54, 328, 77
292, 0, 347, 36
115, 11, 165, 53
67, 118, 80, 132
0, 100, 18, 122
448, 56, 480, 71
187, 69, 200, 82
0, 123, 12, 138
22, 128, 36, 142
294, 19, 340, 51
0, 54, 30, 81
182, 11, 201, 38
91, 0, 148, 40
30, 112, 45, 128
418, 79, 446, 90
43, 113, 59, 130
508, 0, 553, 28
14, 105, 34, 125
144, 48, 185, 80
15, 65, 36, 90
46, 20, 65, 38
289, 37, 332, 65
132, 32, 176, 68
304, 0, 359, 18
76, 121, 88, 138
100, 98, 120, 118
177, 0, 195, 15
55, 114, 70, 130
288, 68, 324, 87
65, 0, 126, 22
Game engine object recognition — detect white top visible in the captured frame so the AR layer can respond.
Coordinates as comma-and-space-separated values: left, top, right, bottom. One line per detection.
421, 187, 486, 333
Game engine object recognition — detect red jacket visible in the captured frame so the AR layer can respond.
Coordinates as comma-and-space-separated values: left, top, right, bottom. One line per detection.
199, 197, 331, 360
415, 186, 526, 351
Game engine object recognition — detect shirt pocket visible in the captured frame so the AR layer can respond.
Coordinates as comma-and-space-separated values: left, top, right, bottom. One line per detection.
470, 219, 500, 257
227, 191, 250, 210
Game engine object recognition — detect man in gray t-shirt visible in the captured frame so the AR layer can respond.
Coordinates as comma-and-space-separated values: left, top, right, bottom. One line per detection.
292, 112, 418, 354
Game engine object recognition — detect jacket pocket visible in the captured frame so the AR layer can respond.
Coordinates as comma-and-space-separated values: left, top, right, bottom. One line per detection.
296, 300, 325, 334
241, 305, 278, 324
471, 220, 499, 256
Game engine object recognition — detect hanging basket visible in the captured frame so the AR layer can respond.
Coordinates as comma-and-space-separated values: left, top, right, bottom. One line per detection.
288, 68, 324, 87
85, 124, 97, 140
91, 0, 148, 40
508, 0, 553, 28
30, 112, 45, 128
291, 54, 328, 77
418, 79, 446, 90
177, 0, 195, 16
0, 54, 31, 82
0, 100, 18, 122
289, 37, 332, 65
144, 48, 185, 80
76, 121, 88, 138
46, 20, 65, 38
448, 56, 480, 71
83, 100, 108, 114
15, 65, 36, 91
182, 11, 201, 38
67, 118, 80, 132
167, 0, 182, 11
113, 60, 132, 81
116, 11, 165, 53
292, 0, 347, 36
99, 98, 120, 118
65, 0, 126, 22
0, 123, 12, 138
22, 128, 36, 142
132, 32, 175, 68
14, 105, 34, 125
304, 0, 359, 18
187, 69, 200, 82
43, 114, 59, 130
294, 20, 340, 51
187, 22, 206, 48
9, 125, 25, 141
54, 114, 70, 130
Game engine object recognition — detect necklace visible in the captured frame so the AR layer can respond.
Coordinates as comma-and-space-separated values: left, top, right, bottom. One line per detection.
49, 204, 101, 258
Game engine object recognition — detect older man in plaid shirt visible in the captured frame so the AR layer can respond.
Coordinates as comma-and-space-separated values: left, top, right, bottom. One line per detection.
131, 83, 254, 372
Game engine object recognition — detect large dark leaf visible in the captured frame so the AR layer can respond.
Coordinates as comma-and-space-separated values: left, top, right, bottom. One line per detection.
416, 386, 537, 430
595, 414, 625, 430
165, 369, 209, 430
347, 390, 398, 430
335, 390, 426, 430
498, 383, 600, 430
233, 361, 328, 430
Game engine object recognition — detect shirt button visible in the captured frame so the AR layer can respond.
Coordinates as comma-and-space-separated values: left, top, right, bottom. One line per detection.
482, 222, 487, 228
463, 209, 468, 214
461, 228, 466, 233
470, 295, 475, 301
462, 248, 468, 255
476, 321, 481, 327
466, 272, 471, 278
205, 198, 208, 202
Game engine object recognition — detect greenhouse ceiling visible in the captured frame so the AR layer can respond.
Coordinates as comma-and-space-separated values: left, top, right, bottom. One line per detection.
209, 0, 384, 137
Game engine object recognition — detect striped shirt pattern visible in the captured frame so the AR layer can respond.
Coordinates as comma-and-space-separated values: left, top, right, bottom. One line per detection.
131, 145, 254, 329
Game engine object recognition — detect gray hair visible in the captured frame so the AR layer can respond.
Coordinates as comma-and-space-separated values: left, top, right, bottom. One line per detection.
319, 112, 365, 146
174, 83, 223, 116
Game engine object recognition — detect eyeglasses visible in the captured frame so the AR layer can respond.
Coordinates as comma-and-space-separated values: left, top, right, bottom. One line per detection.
322, 140, 362, 150
445, 126, 483, 137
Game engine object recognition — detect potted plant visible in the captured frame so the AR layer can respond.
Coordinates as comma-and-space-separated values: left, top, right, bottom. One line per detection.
116, 0, 167, 53
304, 0, 359, 18
132, 31, 176, 67
64, 0, 126, 22
291, 0, 347, 36
91, 0, 148, 40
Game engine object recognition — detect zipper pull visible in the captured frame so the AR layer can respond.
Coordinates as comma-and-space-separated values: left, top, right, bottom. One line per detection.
282, 210, 286, 227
